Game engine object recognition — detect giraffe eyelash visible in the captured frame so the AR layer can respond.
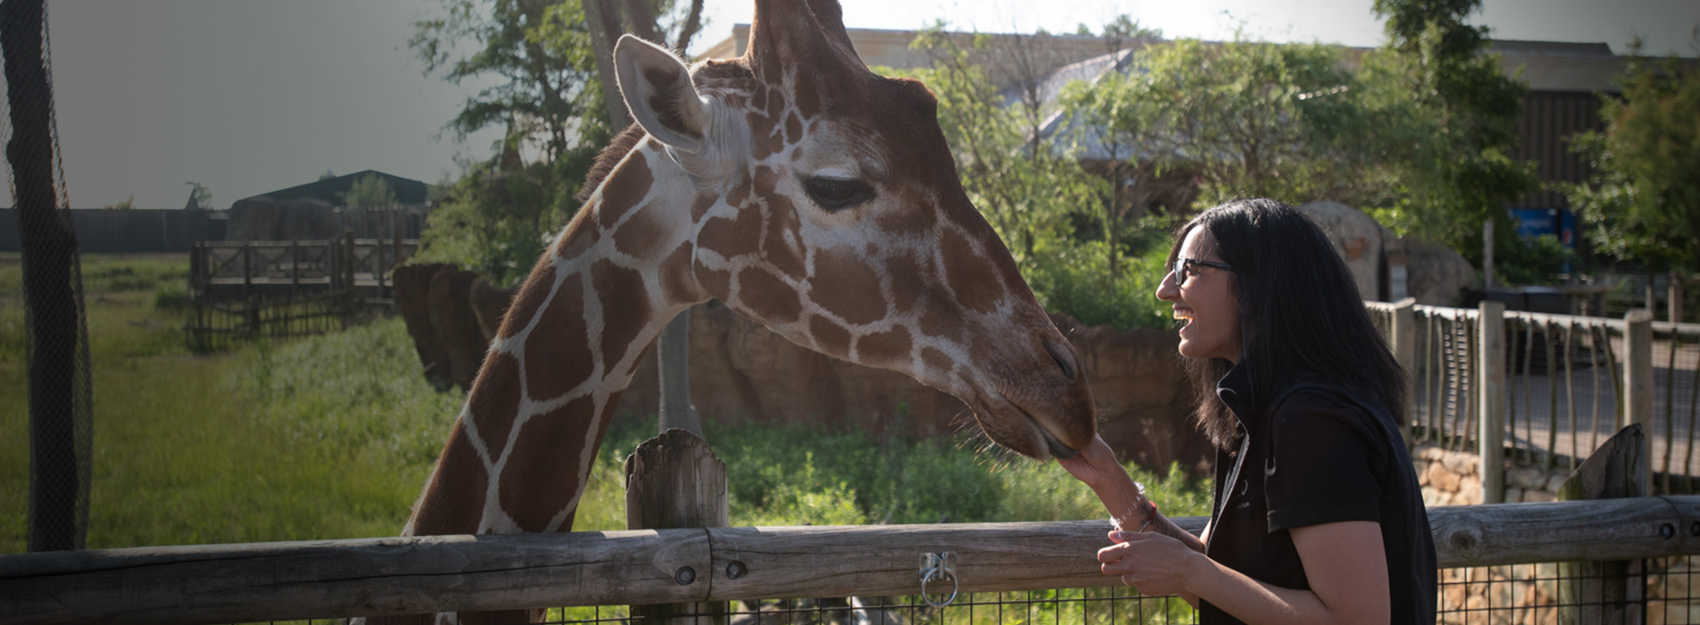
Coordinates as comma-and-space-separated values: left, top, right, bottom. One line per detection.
802, 175, 876, 212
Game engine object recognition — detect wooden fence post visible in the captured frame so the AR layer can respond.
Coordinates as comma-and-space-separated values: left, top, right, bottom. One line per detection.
343, 230, 356, 313
627, 429, 728, 625
1391, 297, 1417, 444
1623, 310, 1654, 491
1669, 272, 1684, 324
1558, 424, 1649, 625
1478, 300, 1507, 504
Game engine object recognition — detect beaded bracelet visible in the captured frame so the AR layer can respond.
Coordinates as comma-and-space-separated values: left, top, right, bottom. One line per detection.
1110, 481, 1160, 533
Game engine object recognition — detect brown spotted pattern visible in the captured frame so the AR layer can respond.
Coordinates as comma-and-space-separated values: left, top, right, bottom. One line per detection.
403, 3, 1097, 587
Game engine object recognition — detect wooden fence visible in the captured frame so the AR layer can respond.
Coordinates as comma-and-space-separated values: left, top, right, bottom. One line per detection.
1367, 300, 1700, 501
185, 236, 417, 348
3, 496, 1698, 625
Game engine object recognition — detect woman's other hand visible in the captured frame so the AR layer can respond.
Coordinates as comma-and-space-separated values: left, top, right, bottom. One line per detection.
1097, 530, 1205, 597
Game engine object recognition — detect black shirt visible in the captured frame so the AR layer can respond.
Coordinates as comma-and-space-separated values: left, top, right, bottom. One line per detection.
1200, 364, 1437, 625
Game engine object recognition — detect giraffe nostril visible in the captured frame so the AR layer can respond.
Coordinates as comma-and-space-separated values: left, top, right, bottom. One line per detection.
1042, 337, 1077, 382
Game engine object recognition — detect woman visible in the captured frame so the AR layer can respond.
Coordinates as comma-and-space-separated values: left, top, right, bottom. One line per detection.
1061, 198, 1437, 625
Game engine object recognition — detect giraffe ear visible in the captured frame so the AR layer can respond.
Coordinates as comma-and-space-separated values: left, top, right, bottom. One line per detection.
615, 35, 707, 154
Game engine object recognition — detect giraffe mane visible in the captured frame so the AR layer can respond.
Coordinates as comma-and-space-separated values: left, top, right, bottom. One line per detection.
574, 123, 647, 205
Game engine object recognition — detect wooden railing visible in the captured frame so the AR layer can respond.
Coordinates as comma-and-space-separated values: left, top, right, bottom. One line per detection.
4, 497, 1699, 625
1368, 300, 1700, 499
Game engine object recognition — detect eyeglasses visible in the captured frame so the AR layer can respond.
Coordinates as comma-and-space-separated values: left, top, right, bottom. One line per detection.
1169, 257, 1234, 287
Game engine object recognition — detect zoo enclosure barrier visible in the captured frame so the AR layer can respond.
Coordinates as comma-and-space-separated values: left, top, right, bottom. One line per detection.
4, 497, 1700, 625
184, 234, 418, 350
1367, 299, 1700, 500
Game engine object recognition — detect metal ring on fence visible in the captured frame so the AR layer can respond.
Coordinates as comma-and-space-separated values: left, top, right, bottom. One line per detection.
919, 552, 959, 608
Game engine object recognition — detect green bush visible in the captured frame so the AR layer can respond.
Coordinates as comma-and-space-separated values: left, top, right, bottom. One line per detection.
597, 414, 1212, 528
1028, 237, 1175, 332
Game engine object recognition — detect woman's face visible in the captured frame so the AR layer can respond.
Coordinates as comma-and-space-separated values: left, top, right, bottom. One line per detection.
1155, 228, 1242, 363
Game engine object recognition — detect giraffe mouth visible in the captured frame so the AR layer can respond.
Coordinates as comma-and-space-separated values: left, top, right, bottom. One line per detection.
984, 391, 1080, 461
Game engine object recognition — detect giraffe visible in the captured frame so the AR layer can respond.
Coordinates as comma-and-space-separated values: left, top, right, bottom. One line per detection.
398, 0, 1095, 618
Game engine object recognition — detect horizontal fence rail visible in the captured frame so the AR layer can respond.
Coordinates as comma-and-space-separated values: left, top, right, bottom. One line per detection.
6, 498, 1700, 625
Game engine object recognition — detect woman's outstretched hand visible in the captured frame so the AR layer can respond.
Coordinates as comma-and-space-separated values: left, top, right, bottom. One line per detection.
1059, 435, 1125, 491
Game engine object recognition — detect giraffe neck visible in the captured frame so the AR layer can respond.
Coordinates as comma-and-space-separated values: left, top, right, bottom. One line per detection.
406, 139, 709, 536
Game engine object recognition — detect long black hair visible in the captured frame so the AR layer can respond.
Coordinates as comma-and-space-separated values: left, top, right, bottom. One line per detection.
1172, 198, 1408, 448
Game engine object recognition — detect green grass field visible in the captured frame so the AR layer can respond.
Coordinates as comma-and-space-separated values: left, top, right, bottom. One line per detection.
0, 253, 1208, 555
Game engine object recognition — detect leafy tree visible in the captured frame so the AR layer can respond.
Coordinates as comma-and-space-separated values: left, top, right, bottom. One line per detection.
892, 26, 1171, 330
409, 0, 607, 161
896, 26, 1103, 268
1362, 0, 1538, 264
1064, 37, 1375, 210
338, 173, 399, 209
183, 181, 212, 211
1565, 43, 1700, 271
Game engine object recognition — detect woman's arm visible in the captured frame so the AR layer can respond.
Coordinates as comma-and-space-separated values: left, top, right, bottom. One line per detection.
1101, 520, 1391, 625
1059, 436, 1202, 551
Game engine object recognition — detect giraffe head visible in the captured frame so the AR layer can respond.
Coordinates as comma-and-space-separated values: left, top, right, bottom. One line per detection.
611, 0, 1095, 459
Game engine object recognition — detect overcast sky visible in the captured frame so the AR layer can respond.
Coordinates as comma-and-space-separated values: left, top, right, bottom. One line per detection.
6, 0, 1696, 210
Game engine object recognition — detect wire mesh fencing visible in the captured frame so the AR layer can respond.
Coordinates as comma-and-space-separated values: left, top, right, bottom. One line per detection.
2, 0, 94, 553
305, 560, 1700, 625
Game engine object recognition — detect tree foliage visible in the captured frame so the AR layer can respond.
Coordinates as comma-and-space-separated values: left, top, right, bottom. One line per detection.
1565, 45, 1700, 271
408, 0, 605, 161
338, 173, 399, 208
1062, 37, 1379, 209
1362, 0, 1538, 264
892, 26, 1171, 331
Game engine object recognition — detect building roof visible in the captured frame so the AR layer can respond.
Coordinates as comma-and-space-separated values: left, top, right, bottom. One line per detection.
238, 170, 429, 207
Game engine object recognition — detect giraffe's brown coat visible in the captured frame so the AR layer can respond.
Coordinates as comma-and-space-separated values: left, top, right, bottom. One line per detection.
693, 259, 732, 299
612, 203, 666, 260
885, 253, 925, 314
921, 346, 954, 373
524, 279, 592, 401
407, 425, 488, 536
755, 167, 806, 279
593, 259, 653, 369
498, 396, 595, 532
690, 192, 718, 222
784, 111, 803, 145
658, 242, 699, 305
919, 299, 967, 343
598, 156, 652, 230
556, 216, 601, 260
501, 265, 557, 340
941, 227, 1004, 314
809, 314, 851, 358
857, 324, 912, 368
471, 351, 524, 449
737, 268, 801, 324
698, 208, 761, 261
809, 248, 885, 326
875, 191, 937, 237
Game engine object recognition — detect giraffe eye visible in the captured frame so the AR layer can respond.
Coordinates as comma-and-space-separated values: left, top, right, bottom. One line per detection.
803, 176, 876, 212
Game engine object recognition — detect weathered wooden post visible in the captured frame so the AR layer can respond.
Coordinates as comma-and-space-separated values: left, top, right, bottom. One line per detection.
1478, 300, 1507, 504
290, 240, 300, 298
241, 241, 253, 300
1669, 272, 1684, 324
626, 429, 728, 625
1623, 310, 1654, 492
1558, 425, 1649, 625
1391, 297, 1417, 444
343, 229, 356, 314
